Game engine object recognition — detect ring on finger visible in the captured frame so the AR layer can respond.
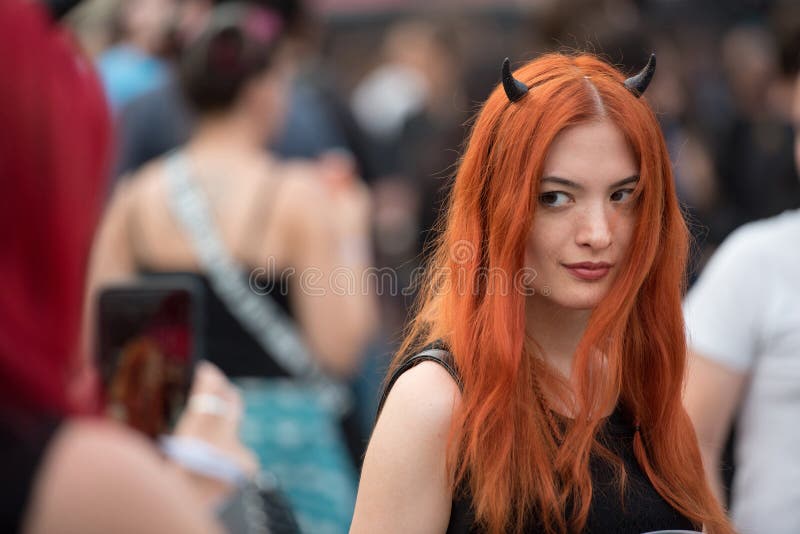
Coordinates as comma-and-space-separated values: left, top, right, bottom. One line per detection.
187, 393, 232, 418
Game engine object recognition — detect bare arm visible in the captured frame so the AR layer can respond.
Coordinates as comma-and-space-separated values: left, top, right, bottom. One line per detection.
81, 180, 138, 350
23, 420, 221, 534
279, 169, 378, 377
683, 349, 747, 505
85, 179, 139, 298
350, 362, 460, 534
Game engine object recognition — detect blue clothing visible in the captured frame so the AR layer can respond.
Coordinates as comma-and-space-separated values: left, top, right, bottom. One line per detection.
96, 45, 168, 112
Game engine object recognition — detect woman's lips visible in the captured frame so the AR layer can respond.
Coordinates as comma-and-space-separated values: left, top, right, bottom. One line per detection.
563, 262, 612, 281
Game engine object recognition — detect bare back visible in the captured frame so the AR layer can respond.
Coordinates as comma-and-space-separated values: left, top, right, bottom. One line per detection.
123, 150, 305, 273
87, 146, 377, 377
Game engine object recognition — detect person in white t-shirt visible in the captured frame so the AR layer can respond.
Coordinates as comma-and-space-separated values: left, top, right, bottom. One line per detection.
683, 75, 800, 534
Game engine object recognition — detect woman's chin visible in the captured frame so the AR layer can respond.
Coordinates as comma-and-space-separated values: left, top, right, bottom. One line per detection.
531, 286, 608, 312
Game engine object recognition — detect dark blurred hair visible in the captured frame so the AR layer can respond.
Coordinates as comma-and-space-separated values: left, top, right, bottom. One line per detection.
213, 0, 307, 38
0, 0, 111, 415
180, 2, 286, 114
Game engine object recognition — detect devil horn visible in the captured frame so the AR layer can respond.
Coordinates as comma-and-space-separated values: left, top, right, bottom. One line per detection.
502, 57, 529, 103
623, 53, 656, 98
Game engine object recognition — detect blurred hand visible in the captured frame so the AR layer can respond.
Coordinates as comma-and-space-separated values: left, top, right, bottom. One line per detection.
172, 362, 258, 506
317, 150, 372, 236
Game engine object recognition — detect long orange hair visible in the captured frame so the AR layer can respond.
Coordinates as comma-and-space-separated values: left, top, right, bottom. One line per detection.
391, 53, 734, 534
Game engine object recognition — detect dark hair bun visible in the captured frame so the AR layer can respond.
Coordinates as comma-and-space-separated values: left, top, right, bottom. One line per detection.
180, 2, 284, 113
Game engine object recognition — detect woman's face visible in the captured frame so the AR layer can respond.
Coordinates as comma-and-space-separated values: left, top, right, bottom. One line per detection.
525, 119, 639, 311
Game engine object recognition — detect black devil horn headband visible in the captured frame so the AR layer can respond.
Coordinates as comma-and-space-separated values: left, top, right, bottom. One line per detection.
502, 57, 529, 102
623, 53, 656, 97
502, 53, 657, 103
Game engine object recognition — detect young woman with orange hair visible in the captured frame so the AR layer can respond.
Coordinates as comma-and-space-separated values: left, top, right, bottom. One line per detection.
350, 53, 734, 534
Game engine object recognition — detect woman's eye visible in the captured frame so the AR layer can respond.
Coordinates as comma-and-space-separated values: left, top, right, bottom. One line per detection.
538, 191, 571, 207
610, 188, 635, 202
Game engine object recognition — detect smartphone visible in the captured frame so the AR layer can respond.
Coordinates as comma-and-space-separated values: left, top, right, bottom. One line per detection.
96, 276, 204, 439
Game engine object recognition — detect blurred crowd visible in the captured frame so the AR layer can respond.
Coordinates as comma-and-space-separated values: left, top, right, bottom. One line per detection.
68, 0, 800, 322
3, 0, 799, 532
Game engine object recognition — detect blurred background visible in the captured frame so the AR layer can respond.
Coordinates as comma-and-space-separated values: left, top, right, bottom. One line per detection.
66, 0, 800, 436
0, 0, 800, 534
67, 0, 800, 343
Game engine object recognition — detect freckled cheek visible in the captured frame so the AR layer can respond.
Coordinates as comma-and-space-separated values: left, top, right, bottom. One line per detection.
524, 231, 544, 267
607, 211, 637, 253
607, 207, 633, 229
526, 220, 571, 270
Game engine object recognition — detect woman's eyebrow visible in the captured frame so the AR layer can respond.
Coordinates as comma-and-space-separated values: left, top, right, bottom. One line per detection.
540, 175, 640, 190
610, 175, 640, 188
541, 176, 583, 189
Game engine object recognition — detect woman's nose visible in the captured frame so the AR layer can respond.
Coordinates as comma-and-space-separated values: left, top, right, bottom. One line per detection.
575, 204, 612, 250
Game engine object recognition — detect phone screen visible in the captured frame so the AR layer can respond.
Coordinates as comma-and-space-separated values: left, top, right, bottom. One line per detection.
97, 280, 203, 439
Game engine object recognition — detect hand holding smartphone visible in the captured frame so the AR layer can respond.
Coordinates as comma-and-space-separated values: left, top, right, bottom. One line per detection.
96, 276, 262, 512
96, 276, 204, 438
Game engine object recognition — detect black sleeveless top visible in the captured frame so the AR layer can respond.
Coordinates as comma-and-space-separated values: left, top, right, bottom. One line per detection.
138, 270, 294, 378
380, 350, 699, 533
0, 414, 62, 533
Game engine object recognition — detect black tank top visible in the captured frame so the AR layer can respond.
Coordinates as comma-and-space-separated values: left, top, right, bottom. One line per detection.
138, 270, 294, 378
381, 350, 699, 533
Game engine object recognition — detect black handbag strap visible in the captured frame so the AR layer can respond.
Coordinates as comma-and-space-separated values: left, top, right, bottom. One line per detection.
377, 348, 462, 417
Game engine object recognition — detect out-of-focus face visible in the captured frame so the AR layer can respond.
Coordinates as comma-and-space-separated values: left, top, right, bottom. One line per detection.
124, 0, 179, 53
525, 120, 639, 311
172, 0, 213, 47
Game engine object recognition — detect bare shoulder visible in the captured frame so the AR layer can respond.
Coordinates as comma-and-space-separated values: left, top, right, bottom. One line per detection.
24, 419, 216, 534
269, 161, 330, 250
367, 360, 462, 467
379, 361, 462, 430
276, 160, 327, 211
351, 361, 460, 534
122, 159, 165, 201
102, 160, 163, 220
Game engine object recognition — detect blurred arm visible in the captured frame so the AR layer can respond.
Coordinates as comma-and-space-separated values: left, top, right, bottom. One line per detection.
81, 181, 138, 361
279, 168, 378, 377
23, 419, 221, 534
683, 349, 747, 504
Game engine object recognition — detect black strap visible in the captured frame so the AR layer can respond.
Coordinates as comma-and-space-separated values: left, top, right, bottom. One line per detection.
377, 348, 462, 417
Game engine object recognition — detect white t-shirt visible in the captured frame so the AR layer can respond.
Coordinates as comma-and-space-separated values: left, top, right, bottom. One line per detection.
684, 209, 800, 534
